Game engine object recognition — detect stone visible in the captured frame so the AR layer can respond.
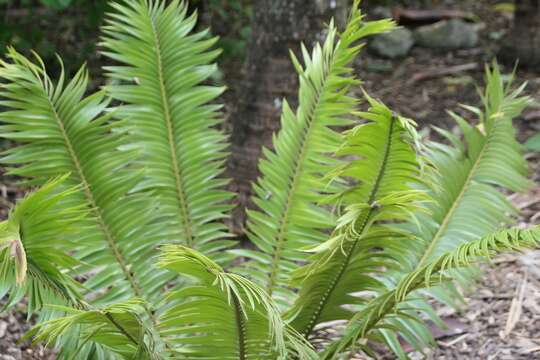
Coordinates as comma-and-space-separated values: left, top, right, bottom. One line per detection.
414, 19, 478, 50
368, 27, 414, 59
371, 6, 392, 20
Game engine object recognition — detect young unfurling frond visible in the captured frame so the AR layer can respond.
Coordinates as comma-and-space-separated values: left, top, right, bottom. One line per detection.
324, 65, 534, 359
27, 299, 158, 360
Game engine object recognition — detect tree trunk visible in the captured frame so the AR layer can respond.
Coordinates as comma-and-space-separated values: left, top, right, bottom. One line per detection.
226, 0, 346, 235
499, 0, 540, 66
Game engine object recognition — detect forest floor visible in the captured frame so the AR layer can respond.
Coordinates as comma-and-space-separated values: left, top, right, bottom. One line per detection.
351, 1, 540, 359
1, 0, 540, 359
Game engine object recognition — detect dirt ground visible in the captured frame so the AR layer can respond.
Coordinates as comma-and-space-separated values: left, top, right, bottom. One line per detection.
1, 0, 540, 359
352, 0, 540, 359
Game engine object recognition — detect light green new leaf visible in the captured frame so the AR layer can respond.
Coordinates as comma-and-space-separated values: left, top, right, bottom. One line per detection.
30, 245, 315, 359
334, 64, 533, 359
28, 299, 159, 360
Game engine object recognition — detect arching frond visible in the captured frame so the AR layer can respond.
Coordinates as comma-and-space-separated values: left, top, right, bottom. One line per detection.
287, 96, 426, 339
384, 64, 532, 356
101, 0, 233, 261
328, 64, 533, 359
0, 49, 172, 308
236, 0, 395, 306
411, 64, 531, 268
27, 299, 159, 360
324, 226, 540, 359
0, 176, 85, 313
30, 245, 316, 359
0, 176, 121, 359
156, 245, 315, 359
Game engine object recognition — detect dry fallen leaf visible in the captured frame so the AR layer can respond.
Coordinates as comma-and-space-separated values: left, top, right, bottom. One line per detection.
502, 272, 528, 339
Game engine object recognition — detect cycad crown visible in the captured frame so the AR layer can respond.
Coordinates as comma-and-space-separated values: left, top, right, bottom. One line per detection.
0, 0, 538, 359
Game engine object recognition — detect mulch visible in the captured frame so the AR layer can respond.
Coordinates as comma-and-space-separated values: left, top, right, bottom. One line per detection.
353, 1, 540, 358
416, 150, 540, 360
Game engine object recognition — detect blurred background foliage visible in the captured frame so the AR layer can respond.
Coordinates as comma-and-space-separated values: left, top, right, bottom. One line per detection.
195, 0, 252, 60
0, 0, 108, 78
0, 0, 536, 147
0, 0, 483, 78
0, 0, 251, 80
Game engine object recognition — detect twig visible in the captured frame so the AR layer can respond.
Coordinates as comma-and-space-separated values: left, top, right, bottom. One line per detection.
439, 333, 469, 348
502, 272, 528, 338
406, 63, 478, 85
1, 7, 52, 17
472, 294, 514, 300
524, 346, 540, 354
393, 7, 475, 26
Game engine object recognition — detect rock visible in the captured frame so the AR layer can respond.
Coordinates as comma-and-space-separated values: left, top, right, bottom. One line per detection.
414, 19, 478, 50
0, 356, 16, 360
369, 28, 414, 59
371, 6, 392, 20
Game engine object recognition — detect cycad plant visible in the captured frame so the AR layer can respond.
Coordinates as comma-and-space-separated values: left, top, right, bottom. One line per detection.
0, 0, 538, 359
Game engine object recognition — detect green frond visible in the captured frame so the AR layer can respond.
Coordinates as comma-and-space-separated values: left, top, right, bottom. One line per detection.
329, 65, 534, 358
101, 0, 233, 261
0, 176, 85, 313
27, 299, 160, 360
287, 96, 425, 339
0, 0, 535, 358
389, 64, 530, 354
30, 245, 316, 359
324, 226, 540, 359
412, 63, 532, 268
237, 1, 395, 306
0, 49, 173, 308
156, 245, 315, 359
398, 227, 540, 299
0, 177, 118, 358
